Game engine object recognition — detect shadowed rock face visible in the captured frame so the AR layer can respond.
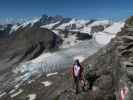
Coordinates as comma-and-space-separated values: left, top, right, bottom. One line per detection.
91, 25, 105, 33
82, 17, 133, 100
34, 14, 72, 28
11, 26, 62, 62
0, 26, 62, 74
0, 25, 63, 97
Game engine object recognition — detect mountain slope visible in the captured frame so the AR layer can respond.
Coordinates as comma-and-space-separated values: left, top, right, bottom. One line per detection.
82, 17, 133, 100
0, 26, 62, 75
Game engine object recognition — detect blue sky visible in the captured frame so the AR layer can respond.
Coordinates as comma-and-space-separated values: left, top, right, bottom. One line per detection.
0, 0, 133, 21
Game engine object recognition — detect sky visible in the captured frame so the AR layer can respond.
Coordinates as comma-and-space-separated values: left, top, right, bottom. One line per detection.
0, 0, 133, 22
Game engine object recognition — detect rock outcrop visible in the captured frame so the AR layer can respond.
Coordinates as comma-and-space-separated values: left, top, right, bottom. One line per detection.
0, 26, 62, 75
10, 26, 62, 62
82, 17, 133, 100
91, 25, 105, 33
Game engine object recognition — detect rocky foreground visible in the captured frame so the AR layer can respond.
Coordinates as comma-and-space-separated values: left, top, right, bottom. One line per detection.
39, 16, 133, 100
82, 16, 133, 100
0, 68, 109, 100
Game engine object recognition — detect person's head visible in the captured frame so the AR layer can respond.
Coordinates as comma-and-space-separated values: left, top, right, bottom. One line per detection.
74, 59, 80, 66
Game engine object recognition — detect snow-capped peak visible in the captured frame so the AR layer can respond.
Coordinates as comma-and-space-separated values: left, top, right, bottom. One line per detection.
9, 24, 20, 34
20, 18, 40, 28
56, 18, 90, 30
40, 21, 60, 29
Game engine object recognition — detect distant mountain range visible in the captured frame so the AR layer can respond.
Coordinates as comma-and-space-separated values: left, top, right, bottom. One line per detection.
0, 14, 125, 66
0, 14, 124, 46
9, 14, 111, 34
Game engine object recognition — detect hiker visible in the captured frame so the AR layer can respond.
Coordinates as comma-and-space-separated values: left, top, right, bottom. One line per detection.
72, 59, 85, 94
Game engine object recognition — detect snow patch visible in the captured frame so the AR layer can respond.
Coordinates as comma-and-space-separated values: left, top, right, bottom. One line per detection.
104, 22, 125, 34
94, 32, 115, 45
80, 27, 91, 34
14, 83, 21, 89
41, 81, 52, 87
31, 53, 52, 63
0, 92, 6, 98
10, 89, 23, 98
57, 19, 89, 30
41, 21, 60, 29
47, 72, 58, 77
9, 89, 16, 94
94, 21, 125, 45
28, 94, 37, 100
52, 30, 60, 35
28, 80, 35, 84
10, 24, 20, 33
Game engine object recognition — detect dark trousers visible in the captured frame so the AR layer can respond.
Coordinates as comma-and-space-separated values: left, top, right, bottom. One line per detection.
74, 77, 80, 94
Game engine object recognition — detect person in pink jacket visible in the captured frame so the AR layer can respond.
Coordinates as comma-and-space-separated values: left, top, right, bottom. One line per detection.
72, 59, 85, 94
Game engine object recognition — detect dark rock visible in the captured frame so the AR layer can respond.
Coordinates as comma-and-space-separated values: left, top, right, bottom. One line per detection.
0, 24, 13, 38
91, 25, 104, 33
76, 33, 92, 40
0, 26, 62, 75
9, 26, 62, 63
94, 75, 113, 91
